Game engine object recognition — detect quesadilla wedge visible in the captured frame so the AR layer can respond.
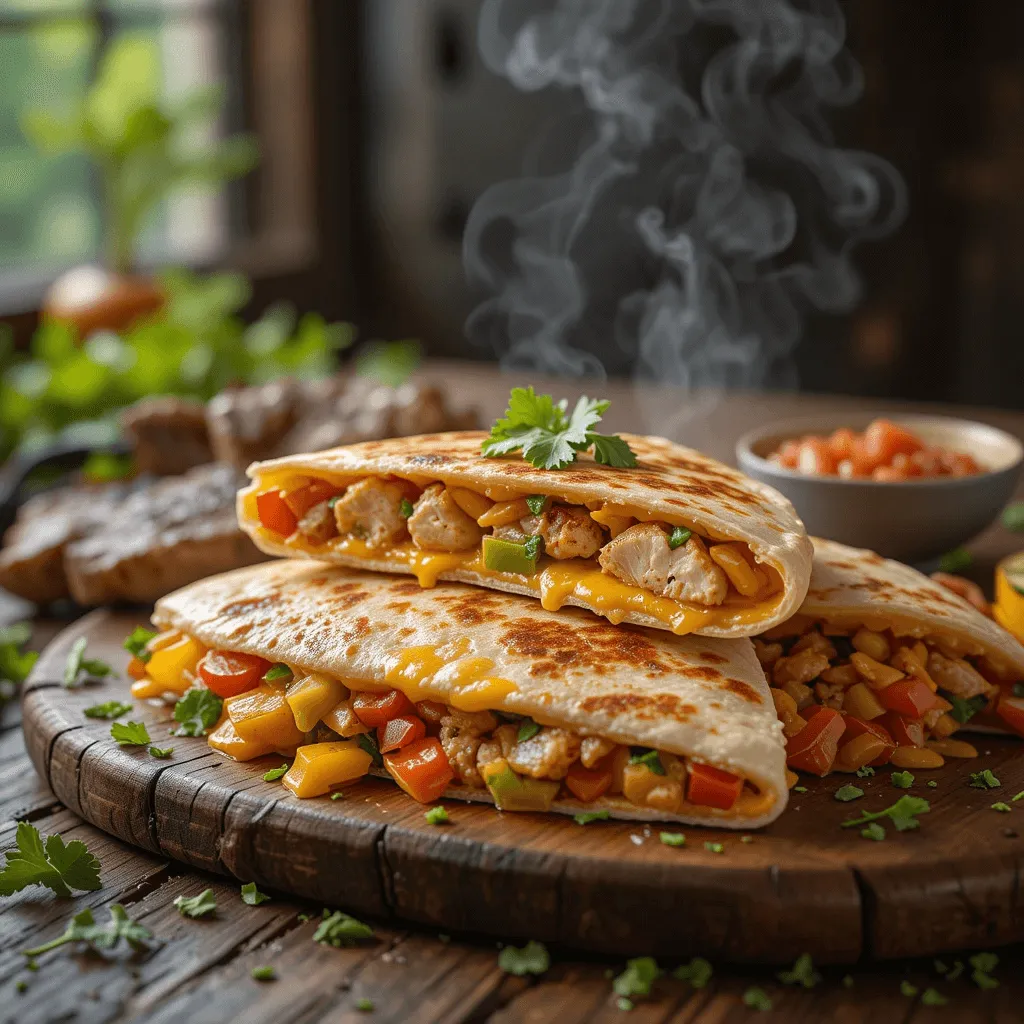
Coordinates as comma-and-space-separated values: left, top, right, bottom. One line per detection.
757, 538, 1024, 778
236, 431, 812, 639
132, 560, 788, 827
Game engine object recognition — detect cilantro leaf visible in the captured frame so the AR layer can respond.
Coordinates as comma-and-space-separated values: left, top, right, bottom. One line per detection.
970, 952, 999, 989
174, 889, 217, 918
84, 701, 133, 720
123, 626, 157, 662
704, 842, 724, 854
111, 721, 151, 747
241, 882, 270, 905
357, 732, 383, 767
516, 718, 540, 743
589, 433, 638, 468
921, 988, 948, 1007
0, 821, 102, 898
672, 957, 712, 988
861, 822, 886, 841
614, 956, 660, 998
856, 765, 875, 778
778, 953, 821, 989
992, 801, 1012, 813
834, 784, 864, 802
173, 688, 223, 737
525, 494, 547, 515
743, 987, 772, 1012
149, 746, 173, 759
970, 769, 1001, 790
63, 637, 112, 688
900, 981, 918, 997
424, 806, 450, 825
498, 939, 550, 976
842, 795, 931, 833
891, 771, 914, 789
628, 748, 665, 775
263, 664, 293, 683
945, 692, 987, 725
0, 623, 38, 707
23, 904, 150, 957
314, 910, 373, 947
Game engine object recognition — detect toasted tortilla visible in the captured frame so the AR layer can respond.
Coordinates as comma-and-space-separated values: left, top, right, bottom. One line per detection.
237, 431, 812, 639
153, 560, 788, 827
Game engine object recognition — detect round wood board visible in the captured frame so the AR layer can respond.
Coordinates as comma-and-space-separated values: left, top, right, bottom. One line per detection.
21, 611, 1024, 965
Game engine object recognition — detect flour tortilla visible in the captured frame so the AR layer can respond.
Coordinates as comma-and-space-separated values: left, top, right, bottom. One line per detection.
154, 560, 788, 827
237, 431, 812, 638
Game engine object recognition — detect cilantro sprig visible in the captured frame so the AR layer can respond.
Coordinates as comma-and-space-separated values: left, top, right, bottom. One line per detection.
63, 637, 112, 689
174, 889, 217, 918
313, 909, 374, 947
842, 795, 931, 834
0, 821, 101, 898
123, 626, 157, 663
482, 388, 637, 470
498, 940, 550, 976
172, 688, 223, 737
22, 904, 150, 957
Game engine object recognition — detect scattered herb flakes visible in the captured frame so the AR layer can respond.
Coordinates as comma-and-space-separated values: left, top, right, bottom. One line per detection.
793, 785, 808, 793
743, 987, 773, 1012
498, 940, 550, 976
1001, 502, 1024, 531
928, 781, 938, 788
22, 904, 150, 957
63, 637, 112, 689
856, 765, 875, 778
123, 626, 157, 662
834, 784, 864, 802
668, 526, 692, 550
313, 910, 373, 947
969, 769, 1001, 790
992, 802, 1012, 813
111, 721, 151, 747
842, 795, 930, 834
355, 998, 374, 1013
617, 997, 633, 1012
659, 832, 686, 848
148, 745, 173, 759
891, 771, 914, 789
516, 718, 540, 743
172, 687, 223, 737
969, 952, 999, 990
174, 889, 217, 919
777, 953, 821, 989
425, 806, 450, 825
861, 822, 887, 842
0, 622, 37, 707
673, 957, 712, 988
357, 732, 383, 767
704, 842, 724, 855
613, 957, 660, 1000
263, 663, 293, 683
15, 980, 27, 994
525, 494, 547, 515
84, 700, 132, 720
330, 792, 345, 801
1013, 791, 1024, 802
628, 748, 665, 775
523, 535, 543, 560
399, 497, 414, 518
946, 962, 964, 981
921, 988, 948, 1007
0, 821, 101, 898
842, 975, 854, 989
947, 693, 987, 725
482, 387, 637, 470
740, 835, 754, 844
297, 914, 310, 924
251, 966, 275, 981
900, 981, 918, 997
934, 959, 948, 974
263, 764, 290, 782
574, 810, 609, 825
241, 882, 270, 905
938, 548, 972, 574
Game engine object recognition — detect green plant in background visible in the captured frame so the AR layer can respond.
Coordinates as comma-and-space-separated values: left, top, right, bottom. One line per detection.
22, 32, 258, 273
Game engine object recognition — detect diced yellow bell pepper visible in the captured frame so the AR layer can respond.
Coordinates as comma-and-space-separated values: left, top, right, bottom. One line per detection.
286, 672, 348, 732
208, 716, 278, 762
448, 487, 493, 521
144, 634, 206, 696
283, 741, 373, 798
226, 683, 305, 748
322, 698, 369, 737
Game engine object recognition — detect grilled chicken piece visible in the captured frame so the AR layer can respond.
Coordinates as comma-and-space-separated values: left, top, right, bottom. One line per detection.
121, 396, 212, 476
407, 484, 483, 552
331, 477, 409, 549
507, 726, 581, 780
519, 506, 605, 560
63, 464, 267, 605
580, 735, 616, 768
297, 501, 338, 546
926, 650, 996, 700
598, 523, 728, 605
439, 709, 499, 787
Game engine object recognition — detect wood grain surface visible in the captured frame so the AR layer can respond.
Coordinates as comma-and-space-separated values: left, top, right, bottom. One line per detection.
18, 609, 1024, 968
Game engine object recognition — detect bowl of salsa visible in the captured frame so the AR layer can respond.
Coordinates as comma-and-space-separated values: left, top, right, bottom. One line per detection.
736, 414, 1022, 562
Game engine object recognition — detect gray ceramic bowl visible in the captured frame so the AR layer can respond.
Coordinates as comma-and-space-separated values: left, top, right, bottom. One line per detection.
736, 413, 1023, 563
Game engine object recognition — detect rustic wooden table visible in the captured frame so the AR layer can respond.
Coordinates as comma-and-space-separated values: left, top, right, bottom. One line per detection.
4, 367, 1024, 1023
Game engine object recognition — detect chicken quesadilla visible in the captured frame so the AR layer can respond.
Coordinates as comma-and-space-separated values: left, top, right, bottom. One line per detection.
236, 432, 812, 639
759, 538, 1024, 778
132, 560, 789, 827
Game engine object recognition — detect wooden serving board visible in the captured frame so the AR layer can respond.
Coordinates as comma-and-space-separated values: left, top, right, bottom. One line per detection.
20, 611, 1024, 965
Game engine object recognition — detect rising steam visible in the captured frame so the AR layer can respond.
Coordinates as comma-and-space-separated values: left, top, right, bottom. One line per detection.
463, 0, 907, 395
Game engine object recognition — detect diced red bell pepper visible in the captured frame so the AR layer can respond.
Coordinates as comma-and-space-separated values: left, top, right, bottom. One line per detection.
800, 704, 827, 722
564, 761, 613, 803
198, 650, 273, 699
878, 711, 925, 749
282, 480, 340, 519
383, 737, 454, 803
378, 715, 426, 753
785, 706, 845, 776
996, 695, 1024, 737
352, 689, 416, 728
415, 701, 447, 735
841, 716, 897, 766
877, 678, 942, 719
687, 762, 743, 810
256, 490, 298, 537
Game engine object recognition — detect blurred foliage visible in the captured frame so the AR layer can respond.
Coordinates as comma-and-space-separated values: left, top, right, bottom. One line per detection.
0, 622, 38, 710
355, 340, 423, 388
0, 269, 355, 460
22, 32, 258, 272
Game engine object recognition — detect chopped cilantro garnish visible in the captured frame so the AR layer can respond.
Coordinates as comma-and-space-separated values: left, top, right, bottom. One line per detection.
241, 882, 270, 905
123, 626, 157, 662
251, 966, 275, 981
613, 957, 660, 999
263, 764, 290, 782
740, 835, 754, 844
946, 961, 964, 981
704, 841, 724, 854
793, 785, 808, 793
667, 526, 692, 550
928, 781, 938, 788
523, 534, 543, 560
517, 718, 540, 743
314, 910, 373, 947
969, 952, 999, 990
0, 821, 101, 898
834, 784, 863, 802
946, 692, 987, 724
1013, 791, 1024, 802
174, 889, 217, 918
672, 957, 712, 988
357, 732, 383, 767
743, 987, 772, 1012
921, 988, 948, 1006
63, 637, 112, 689
330, 792, 345, 801
842, 795, 930, 833
574, 810, 609, 825
15, 981, 27, 994
856, 765, 875, 778
628, 749, 665, 775
900, 980, 918, 997
992, 802, 1012, 813
173, 687, 223, 737
617, 997, 633, 1011
356, 998, 374, 1012
22, 904, 149, 957
425, 806, 450, 825
148, 745, 173, 759
659, 832, 686, 847
498, 940, 550, 976
525, 494, 547, 515
482, 388, 637, 470
111, 721, 151, 747
263, 663, 293, 683
399, 498, 414, 518
861, 822, 887, 841
938, 547, 972, 573
777, 953, 821, 989
969, 769, 1001, 790
891, 771, 914, 789
84, 700, 133, 720
0, 622, 38, 708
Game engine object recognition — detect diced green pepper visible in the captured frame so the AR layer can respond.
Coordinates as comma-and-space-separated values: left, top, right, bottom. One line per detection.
483, 536, 541, 576
668, 526, 692, 549
525, 494, 548, 515
483, 761, 559, 812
